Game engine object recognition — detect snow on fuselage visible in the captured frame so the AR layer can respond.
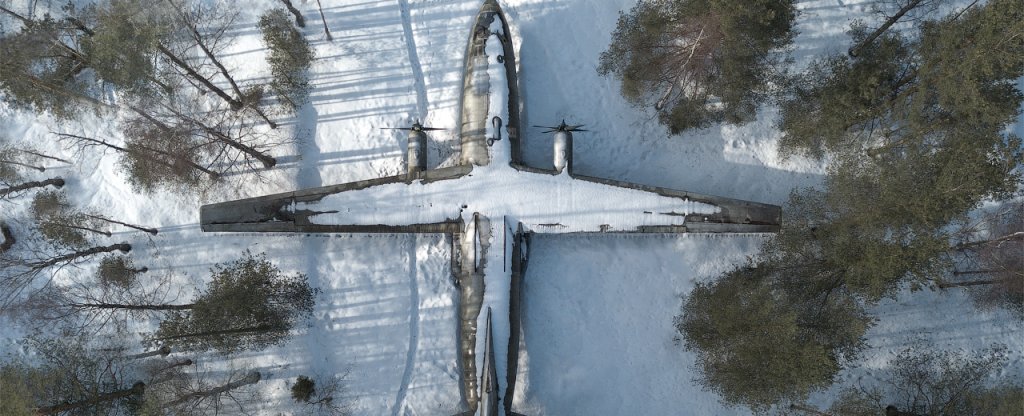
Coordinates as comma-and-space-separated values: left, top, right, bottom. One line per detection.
459, 0, 517, 168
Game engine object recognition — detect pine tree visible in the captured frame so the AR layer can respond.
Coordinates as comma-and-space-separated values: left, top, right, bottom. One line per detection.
290, 374, 349, 415
96, 254, 148, 288
259, 8, 315, 110
598, 0, 797, 133
80, 0, 166, 96
152, 251, 315, 353
779, 0, 1023, 167
0, 10, 103, 118
676, 263, 870, 409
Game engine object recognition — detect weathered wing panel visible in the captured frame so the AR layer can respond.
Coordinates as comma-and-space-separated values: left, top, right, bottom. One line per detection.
200, 165, 471, 233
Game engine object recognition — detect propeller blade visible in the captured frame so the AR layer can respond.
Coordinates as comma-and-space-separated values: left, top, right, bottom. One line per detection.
381, 127, 414, 131
419, 127, 446, 131
535, 122, 586, 133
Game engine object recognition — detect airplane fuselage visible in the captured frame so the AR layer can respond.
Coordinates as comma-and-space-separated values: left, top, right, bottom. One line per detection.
458, 0, 521, 167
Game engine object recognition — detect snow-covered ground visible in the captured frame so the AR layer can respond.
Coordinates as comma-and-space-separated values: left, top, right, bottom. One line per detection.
1, 0, 1021, 415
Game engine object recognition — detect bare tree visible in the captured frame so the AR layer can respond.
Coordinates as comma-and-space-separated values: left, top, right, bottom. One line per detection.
829, 344, 1020, 415
139, 364, 263, 415
1, 143, 71, 172
165, 0, 279, 128
0, 138, 64, 197
944, 201, 1024, 316
0, 240, 130, 310
0, 336, 145, 415
157, 99, 278, 169
11, 274, 189, 336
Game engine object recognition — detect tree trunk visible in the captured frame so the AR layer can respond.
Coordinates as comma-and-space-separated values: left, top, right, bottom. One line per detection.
0, 178, 65, 198
36, 381, 145, 415
17, 149, 72, 164
51, 222, 111, 237
938, 279, 1011, 289
316, 0, 333, 41
953, 269, 1002, 276
69, 302, 194, 311
247, 100, 278, 129
127, 346, 172, 360
0, 159, 45, 172
886, 405, 926, 416
65, 16, 95, 36
164, 371, 260, 407
848, 0, 925, 57
151, 324, 285, 343
0, 6, 29, 24
203, 126, 277, 168
789, 403, 834, 416
30, 243, 130, 270
21, 72, 116, 109
0, 222, 14, 253
280, 0, 306, 27
174, 12, 278, 129
156, 45, 244, 111
954, 232, 1024, 250
162, 107, 277, 168
86, 214, 158, 235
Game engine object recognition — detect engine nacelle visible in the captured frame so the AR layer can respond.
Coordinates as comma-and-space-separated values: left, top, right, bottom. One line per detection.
407, 130, 427, 176
553, 130, 573, 174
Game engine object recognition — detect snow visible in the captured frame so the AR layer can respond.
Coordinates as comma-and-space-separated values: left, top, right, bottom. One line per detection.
0, 0, 1021, 415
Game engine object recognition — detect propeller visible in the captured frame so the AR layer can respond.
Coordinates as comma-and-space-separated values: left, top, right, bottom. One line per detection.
381, 119, 445, 132
533, 119, 586, 134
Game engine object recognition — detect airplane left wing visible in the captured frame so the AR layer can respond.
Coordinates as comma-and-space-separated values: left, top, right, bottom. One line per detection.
200, 165, 472, 233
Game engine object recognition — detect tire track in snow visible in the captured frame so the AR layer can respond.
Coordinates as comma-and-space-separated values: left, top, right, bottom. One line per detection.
398, 0, 429, 119
393, 235, 420, 416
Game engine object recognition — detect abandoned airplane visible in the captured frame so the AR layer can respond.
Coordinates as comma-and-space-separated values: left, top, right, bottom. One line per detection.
200, 0, 782, 414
